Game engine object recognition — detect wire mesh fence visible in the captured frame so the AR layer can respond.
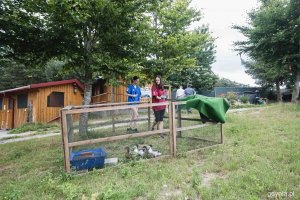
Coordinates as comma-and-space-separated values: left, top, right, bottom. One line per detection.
172, 102, 223, 156
175, 124, 222, 154
61, 101, 223, 172
61, 101, 173, 172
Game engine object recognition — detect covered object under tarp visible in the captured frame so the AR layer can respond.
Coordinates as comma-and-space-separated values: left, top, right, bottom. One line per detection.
178, 95, 230, 123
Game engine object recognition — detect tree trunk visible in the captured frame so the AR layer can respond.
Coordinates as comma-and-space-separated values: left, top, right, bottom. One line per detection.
79, 83, 92, 138
275, 79, 282, 102
28, 102, 33, 123
291, 69, 300, 103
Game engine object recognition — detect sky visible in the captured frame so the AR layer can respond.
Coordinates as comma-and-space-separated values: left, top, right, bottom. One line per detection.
191, 0, 259, 86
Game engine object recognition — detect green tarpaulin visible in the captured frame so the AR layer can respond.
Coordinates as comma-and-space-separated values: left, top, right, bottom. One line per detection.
178, 95, 230, 123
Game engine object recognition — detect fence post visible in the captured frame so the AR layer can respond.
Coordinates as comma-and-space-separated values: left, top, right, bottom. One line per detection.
172, 102, 177, 156
177, 106, 182, 137
61, 110, 71, 173
148, 106, 151, 130
168, 102, 174, 156
220, 123, 224, 144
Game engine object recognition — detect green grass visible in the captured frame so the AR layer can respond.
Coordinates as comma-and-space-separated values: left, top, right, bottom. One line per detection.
8, 123, 59, 134
229, 103, 262, 109
1, 103, 300, 199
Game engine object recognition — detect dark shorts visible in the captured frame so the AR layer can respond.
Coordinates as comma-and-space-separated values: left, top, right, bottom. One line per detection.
154, 109, 165, 122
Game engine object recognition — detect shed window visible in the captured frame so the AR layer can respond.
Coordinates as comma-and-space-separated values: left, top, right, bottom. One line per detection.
17, 94, 28, 109
0, 98, 2, 110
47, 92, 64, 107
9, 98, 14, 109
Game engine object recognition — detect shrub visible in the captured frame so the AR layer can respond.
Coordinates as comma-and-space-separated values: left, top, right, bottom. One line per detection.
8, 123, 58, 134
240, 95, 249, 104
225, 92, 238, 105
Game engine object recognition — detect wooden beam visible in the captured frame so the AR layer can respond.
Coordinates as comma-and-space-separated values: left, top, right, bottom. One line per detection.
68, 129, 170, 148
168, 104, 173, 156
65, 102, 169, 114
61, 110, 71, 173
176, 124, 210, 132
148, 106, 151, 131
112, 110, 115, 133
172, 103, 177, 156
173, 101, 186, 106
220, 123, 224, 144
72, 117, 149, 129
177, 107, 182, 137
176, 117, 202, 121
69, 100, 152, 109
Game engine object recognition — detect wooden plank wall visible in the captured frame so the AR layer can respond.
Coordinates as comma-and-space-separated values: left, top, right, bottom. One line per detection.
36, 84, 83, 123
0, 98, 7, 129
12, 91, 38, 128
13, 95, 29, 128
92, 84, 152, 104
0, 98, 13, 129
91, 85, 127, 104
0, 98, 3, 128
0, 84, 83, 129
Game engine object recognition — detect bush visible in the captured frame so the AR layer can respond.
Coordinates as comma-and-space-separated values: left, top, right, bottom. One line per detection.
225, 92, 238, 105
240, 96, 249, 104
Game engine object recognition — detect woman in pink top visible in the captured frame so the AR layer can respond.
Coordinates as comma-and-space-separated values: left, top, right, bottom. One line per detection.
151, 75, 166, 135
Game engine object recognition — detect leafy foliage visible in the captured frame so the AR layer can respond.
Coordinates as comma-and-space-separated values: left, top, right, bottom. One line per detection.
0, 0, 216, 93
140, 0, 216, 88
240, 96, 249, 104
225, 92, 238, 105
233, 0, 300, 101
168, 26, 217, 90
215, 78, 248, 87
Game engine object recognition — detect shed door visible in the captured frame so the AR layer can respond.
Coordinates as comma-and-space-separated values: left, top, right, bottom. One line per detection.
0, 98, 3, 129
1, 98, 14, 129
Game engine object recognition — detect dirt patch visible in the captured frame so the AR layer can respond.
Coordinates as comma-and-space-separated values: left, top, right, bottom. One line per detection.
0, 165, 13, 173
202, 172, 227, 187
158, 185, 183, 199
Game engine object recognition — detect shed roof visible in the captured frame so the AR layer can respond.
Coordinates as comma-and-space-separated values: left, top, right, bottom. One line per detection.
0, 79, 84, 95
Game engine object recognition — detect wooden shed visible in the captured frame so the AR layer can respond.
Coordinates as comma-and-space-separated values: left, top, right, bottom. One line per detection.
91, 79, 128, 103
0, 79, 84, 129
91, 78, 172, 104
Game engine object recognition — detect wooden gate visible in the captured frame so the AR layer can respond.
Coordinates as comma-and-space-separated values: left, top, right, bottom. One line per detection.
1, 98, 14, 129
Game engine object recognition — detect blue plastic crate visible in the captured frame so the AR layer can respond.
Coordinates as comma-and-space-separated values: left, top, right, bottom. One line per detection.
70, 148, 106, 171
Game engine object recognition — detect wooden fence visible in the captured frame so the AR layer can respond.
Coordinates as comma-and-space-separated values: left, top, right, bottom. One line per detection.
60, 101, 223, 173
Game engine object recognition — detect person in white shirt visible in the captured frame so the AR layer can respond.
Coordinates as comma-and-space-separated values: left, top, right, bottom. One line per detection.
176, 85, 185, 99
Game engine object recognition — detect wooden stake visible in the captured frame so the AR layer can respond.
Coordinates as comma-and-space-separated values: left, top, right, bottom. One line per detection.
172, 103, 177, 156
61, 110, 71, 172
177, 106, 182, 137
168, 104, 173, 156
220, 123, 224, 144
112, 110, 115, 133
148, 106, 151, 131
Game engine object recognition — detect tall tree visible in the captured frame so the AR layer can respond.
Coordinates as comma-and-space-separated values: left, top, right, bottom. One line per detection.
214, 78, 248, 87
0, 59, 47, 91
285, 0, 300, 102
168, 26, 217, 90
0, 0, 151, 136
142, 0, 204, 79
233, 0, 300, 102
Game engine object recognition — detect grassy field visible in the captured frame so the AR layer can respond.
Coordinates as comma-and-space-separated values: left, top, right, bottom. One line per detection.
0, 103, 299, 199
